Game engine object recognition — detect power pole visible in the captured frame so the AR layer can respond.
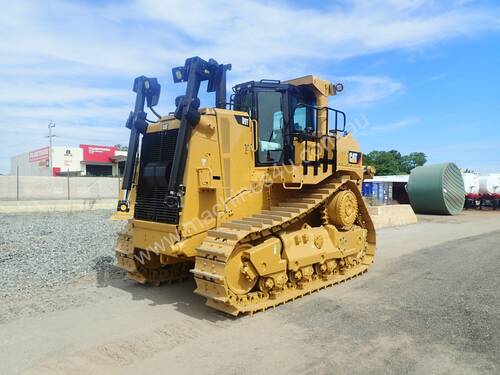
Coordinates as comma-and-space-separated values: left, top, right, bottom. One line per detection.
46, 121, 56, 169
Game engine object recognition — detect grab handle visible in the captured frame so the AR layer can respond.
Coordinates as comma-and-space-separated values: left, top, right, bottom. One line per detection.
251, 119, 259, 152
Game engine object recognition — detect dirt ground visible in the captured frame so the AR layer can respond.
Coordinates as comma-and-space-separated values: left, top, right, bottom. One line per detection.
1, 210, 499, 375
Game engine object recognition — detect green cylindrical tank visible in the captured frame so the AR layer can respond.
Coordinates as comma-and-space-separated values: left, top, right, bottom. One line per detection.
407, 163, 465, 215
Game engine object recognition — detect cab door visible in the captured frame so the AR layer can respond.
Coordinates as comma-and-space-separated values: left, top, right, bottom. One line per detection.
254, 90, 286, 166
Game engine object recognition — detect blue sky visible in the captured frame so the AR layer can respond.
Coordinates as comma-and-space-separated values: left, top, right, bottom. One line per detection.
0, 0, 499, 174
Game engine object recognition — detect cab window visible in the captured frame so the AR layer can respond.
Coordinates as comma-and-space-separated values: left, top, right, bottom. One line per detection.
292, 104, 315, 133
257, 91, 283, 164
233, 91, 253, 117
293, 107, 307, 131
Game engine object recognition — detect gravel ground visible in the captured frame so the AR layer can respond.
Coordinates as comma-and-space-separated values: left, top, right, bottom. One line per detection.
0, 210, 499, 374
0, 210, 125, 300
0, 211, 499, 374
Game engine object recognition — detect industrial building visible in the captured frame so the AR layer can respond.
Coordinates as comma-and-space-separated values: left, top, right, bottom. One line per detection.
363, 175, 410, 205
10, 144, 127, 177
363, 172, 500, 210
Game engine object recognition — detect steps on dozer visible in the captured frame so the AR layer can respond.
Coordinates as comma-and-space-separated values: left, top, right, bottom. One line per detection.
198, 182, 339, 260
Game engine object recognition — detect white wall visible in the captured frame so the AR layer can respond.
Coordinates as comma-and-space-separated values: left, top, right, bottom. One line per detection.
0, 176, 122, 200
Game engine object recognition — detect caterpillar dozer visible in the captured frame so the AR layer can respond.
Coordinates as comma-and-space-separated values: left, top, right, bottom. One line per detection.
115, 56, 376, 315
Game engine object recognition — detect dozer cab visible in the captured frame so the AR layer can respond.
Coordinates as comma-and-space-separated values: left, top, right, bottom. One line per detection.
115, 56, 376, 315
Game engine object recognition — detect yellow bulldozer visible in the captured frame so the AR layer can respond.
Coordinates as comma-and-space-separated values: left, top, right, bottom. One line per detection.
114, 56, 376, 315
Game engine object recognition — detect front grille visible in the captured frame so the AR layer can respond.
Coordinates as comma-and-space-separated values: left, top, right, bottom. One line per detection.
134, 129, 180, 224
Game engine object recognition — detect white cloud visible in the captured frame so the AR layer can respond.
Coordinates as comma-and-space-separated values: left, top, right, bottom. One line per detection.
356, 117, 421, 136
0, 0, 499, 173
2, 0, 498, 78
0, 84, 129, 105
138, 0, 500, 68
335, 76, 405, 108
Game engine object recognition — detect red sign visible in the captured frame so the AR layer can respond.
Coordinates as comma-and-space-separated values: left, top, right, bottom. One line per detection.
80, 144, 116, 163
29, 147, 49, 162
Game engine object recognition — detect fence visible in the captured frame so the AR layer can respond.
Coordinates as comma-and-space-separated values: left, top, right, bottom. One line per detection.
0, 174, 122, 201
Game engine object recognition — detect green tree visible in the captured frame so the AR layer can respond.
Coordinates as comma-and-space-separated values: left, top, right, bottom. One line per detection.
364, 150, 427, 176
400, 152, 427, 174
388, 150, 402, 163
115, 144, 128, 151
364, 150, 401, 175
